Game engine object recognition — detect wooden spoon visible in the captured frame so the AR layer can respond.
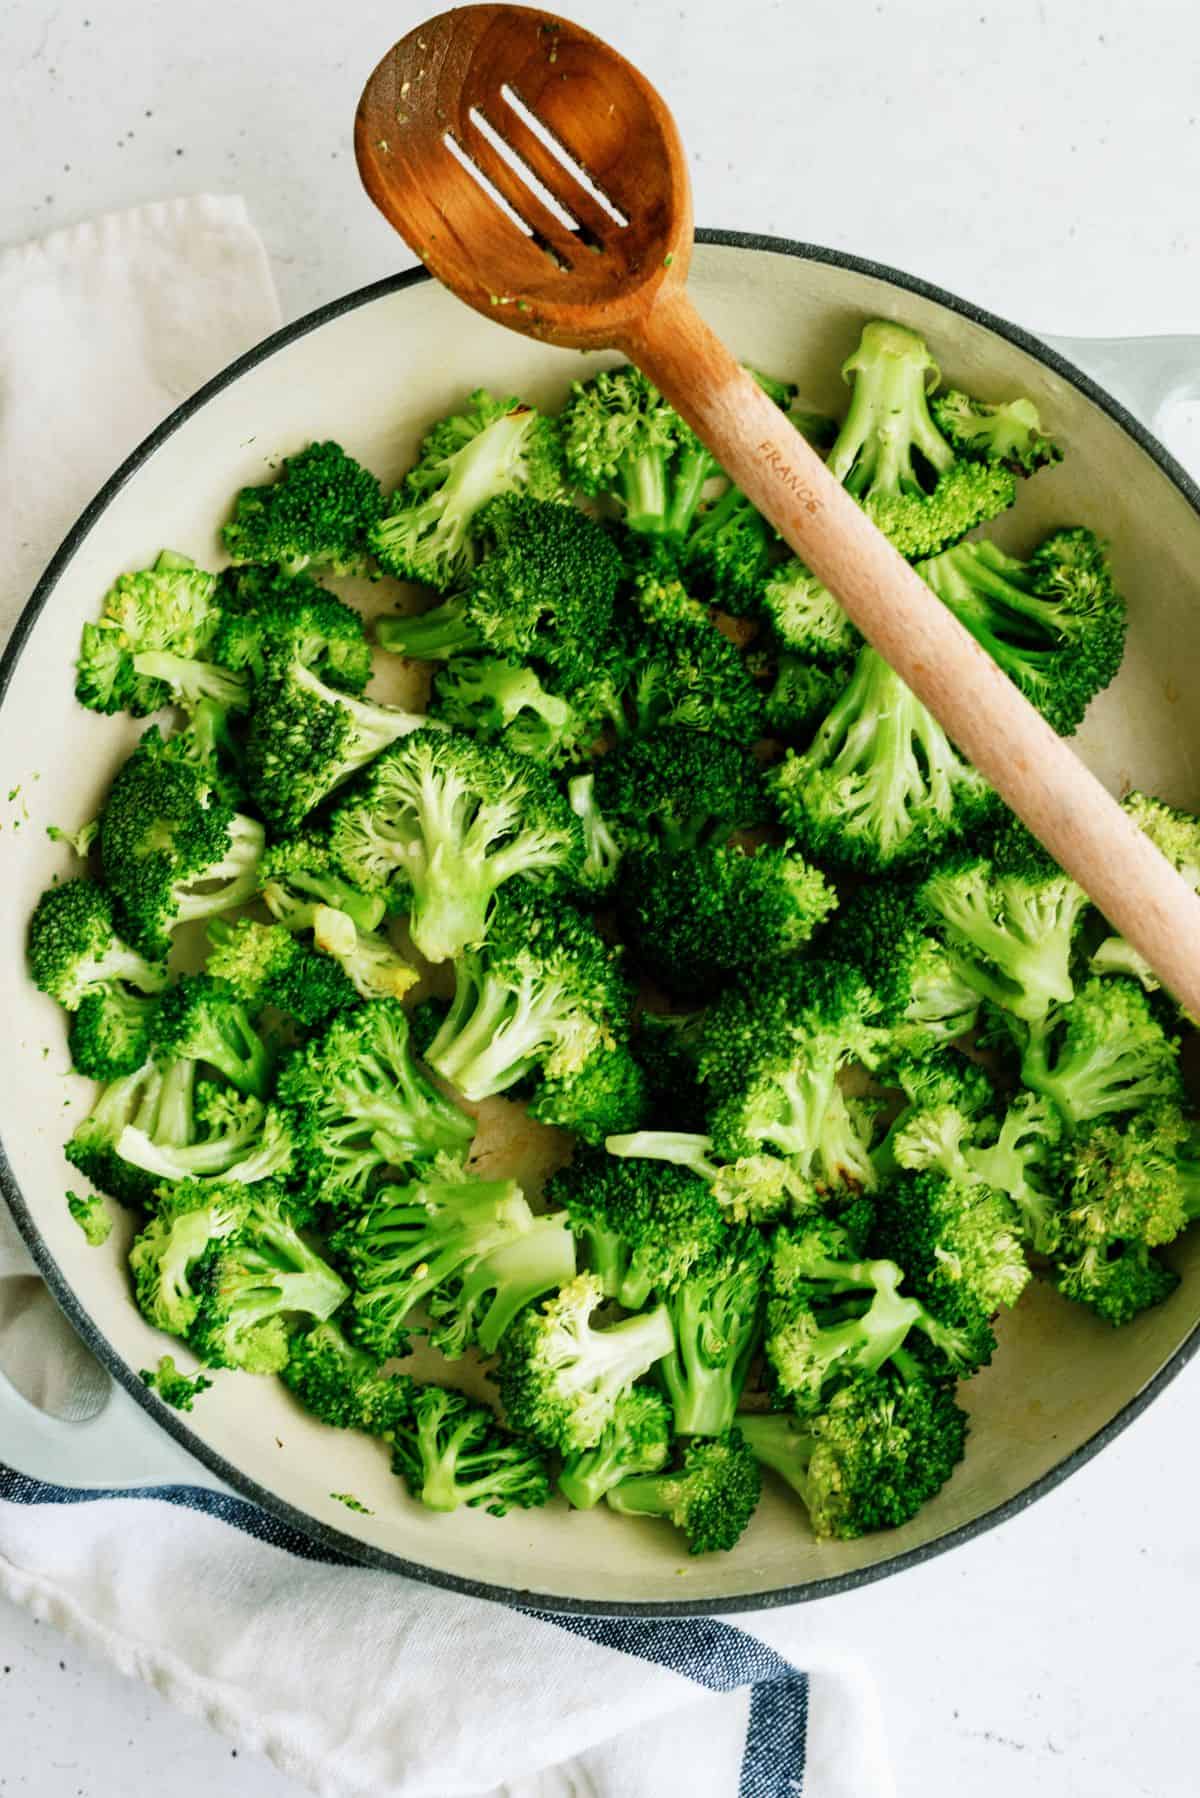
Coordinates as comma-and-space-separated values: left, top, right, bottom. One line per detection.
356, 4, 1200, 1014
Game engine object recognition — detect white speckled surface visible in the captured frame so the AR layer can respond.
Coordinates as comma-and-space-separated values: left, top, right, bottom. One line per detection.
1, 1, 1198, 1793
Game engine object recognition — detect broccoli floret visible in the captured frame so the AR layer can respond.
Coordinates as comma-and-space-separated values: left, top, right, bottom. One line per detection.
153, 974, 273, 1098
244, 659, 427, 832
258, 833, 387, 936
1054, 1236, 1180, 1327
740, 1367, 967, 1539
28, 877, 167, 1010
618, 842, 836, 996
65, 1054, 198, 1207
426, 1211, 578, 1359
75, 551, 221, 717
1089, 793, 1200, 992
377, 496, 620, 684
873, 1169, 1031, 1315
660, 1228, 768, 1435
764, 1217, 994, 1411
559, 1387, 673, 1510
630, 1011, 708, 1132
763, 657, 848, 739
1058, 1103, 1200, 1252
333, 1168, 534, 1359
371, 393, 565, 588
1005, 976, 1183, 1131
499, 1273, 675, 1451
602, 609, 765, 746
593, 726, 767, 860
100, 727, 264, 958
917, 531, 1124, 737
46, 817, 101, 860
429, 655, 603, 766
390, 1385, 551, 1516
139, 1355, 213, 1412
698, 960, 883, 1184
547, 1148, 727, 1310
129, 1178, 256, 1337
930, 388, 1063, 476
918, 824, 1088, 1021
824, 884, 980, 1059
213, 564, 373, 693
328, 731, 583, 964
527, 1043, 649, 1146
559, 365, 713, 537
566, 772, 624, 896
604, 1130, 819, 1226
281, 1319, 415, 1434
422, 887, 634, 1102
761, 559, 859, 663
276, 1002, 475, 1214
683, 485, 773, 616
605, 1429, 761, 1554
205, 918, 360, 1027
223, 441, 384, 576
826, 322, 1026, 557
69, 987, 160, 1081
117, 1096, 296, 1190
771, 645, 996, 871
66, 1187, 112, 1246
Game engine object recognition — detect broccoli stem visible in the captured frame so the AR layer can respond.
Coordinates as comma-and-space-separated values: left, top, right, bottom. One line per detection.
134, 1058, 196, 1149
466, 1219, 578, 1356
605, 1132, 722, 1179
428, 970, 563, 1100
663, 442, 718, 539
662, 1280, 757, 1435
174, 816, 265, 925
132, 652, 249, 714
1089, 935, 1156, 990
376, 600, 480, 662
737, 1412, 813, 1497
621, 448, 671, 534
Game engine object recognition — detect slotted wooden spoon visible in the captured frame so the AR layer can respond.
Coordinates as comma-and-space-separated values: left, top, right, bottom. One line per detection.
356, 4, 1200, 1013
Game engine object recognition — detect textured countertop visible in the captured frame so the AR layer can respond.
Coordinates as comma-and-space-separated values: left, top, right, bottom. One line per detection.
2, 2, 1199, 1794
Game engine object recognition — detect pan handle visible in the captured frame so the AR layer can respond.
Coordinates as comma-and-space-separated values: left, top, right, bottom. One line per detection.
1040, 333, 1200, 432
0, 1357, 213, 1491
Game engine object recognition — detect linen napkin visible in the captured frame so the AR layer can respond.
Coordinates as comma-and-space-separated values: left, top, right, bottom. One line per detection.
0, 197, 893, 1798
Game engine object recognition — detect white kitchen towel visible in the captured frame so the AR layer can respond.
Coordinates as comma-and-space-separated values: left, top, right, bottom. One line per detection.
0, 198, 892, 1798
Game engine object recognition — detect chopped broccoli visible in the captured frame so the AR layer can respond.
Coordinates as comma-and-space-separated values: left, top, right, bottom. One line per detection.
329, 730, 583, 964
426, 1211, 578, 1359
116, 1094, 296, 1190
605, 1130, 818, 1226
275, 1002, 475, 1214
100, 727, 264, 958
740, 1367, 967, 1538
559, 1387, 673, 1510
618, 841, 836, 996
390, 1385, 551, 1515
826, 321, 1033, 557
1054, 1236, 1180, 1327
605, 1429, 761, 1554
139, 1355, 213, 1412
28, 877, 167, 1011
763, 657, 849, 739
499, 1273, 675, 1451
930, 388, 1063, 476
65, 1054, 200, 1207
683, 485, 773, 616
873, 1168, 1031, 1316
824, 884, 980, 1059
205, 918, 360, 1027
660, 1227, 768, 1435
281, 1319, 414, 1434
771, 645, 996, 871
1089, 792, 1200, 992
1004, 976, 1183, 1131
559, 365, 713, 537
567, 771, 624, 895
1058, 1103, 1200, 1252
761, 559, 858, 663
222, 441, 384, 577
526, 1040, 649, 1146
593, 726, 767, 859
547, 1148, 727, 1310
371, 392, 565, 588
429, 655, 602, 766
918, 531, 1124, 736
47, 817, 101, 860
66, 1187, 112, 1246
602, 606, 765, 746
244, 658, 427, 832
377, 496, 620, 684
258, 833, 387, 936
213, 563, 373, 693
422, 887, 634, 1102
309, 906, 418, 1003
152, 974, 273, 1098
75, 551, 221, 717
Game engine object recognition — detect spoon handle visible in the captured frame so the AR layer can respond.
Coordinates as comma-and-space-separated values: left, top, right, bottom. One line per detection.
625, 285, 1200, 1015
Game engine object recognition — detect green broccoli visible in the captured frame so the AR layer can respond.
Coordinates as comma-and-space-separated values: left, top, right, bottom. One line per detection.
377, 495, 620, 684
370, 392, 565, 588
598, 606, 765, 746
823, 884, 980, 1059
566, 771, 624, 896
258, 833, 387, 936
205, 918, 360, 1027
499, 1273, 675, 1451
75, 551, 221, 717
65, 1052, 202, 1207
763, 657, 849, 739
740, 1367, 967, 1539
547, 1148, 728, 1310
618, 841, 836, 996
1054, 1236, 1180, 1327
604, 1131, 819, 1226
592, 726, 767, 859
873, 1168, 1031, 1316
66, 1187, 112, 1246
213, 563, 373, 693
426, 1211, 578, 1359
559, 365, 713, 537
116, 1090, 296, 1190
605, 1429, 761, 1554
558, 1388, 673, 1510
660, 1227, 768, 1435
1089, 793, 1200, 992
929, 388, 1063, 475
100, 727, 264, 958
630, 1010, 708, 1133
761, 559, 858, 663
826, 322, 1055, 557
328, 730, 583, 964
152, 974, 273, 1098
28, 877, 167, 1011
222, 440, 384, 576
275, 1002, 475, 1214
1004, 976, 1183, 1131
390, 1385, 551, 1516
428, 655, 603, 767
421, 887, 634, 1102
771, 645, 996, 871
281, 1319, 415, 1434
683, 485, 774, 617
527, 1040, 649, 1145
917, 531, 1125, 736
244, 658, 427, 832
139, 1355, 213, 1412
